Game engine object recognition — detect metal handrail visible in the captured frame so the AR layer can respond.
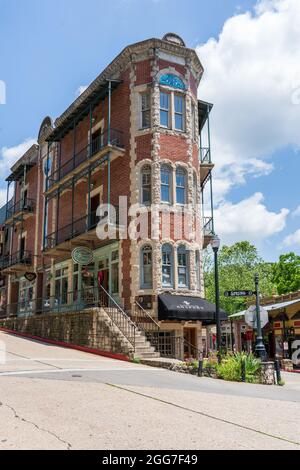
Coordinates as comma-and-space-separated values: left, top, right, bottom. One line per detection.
98, 284, 136, 350
200, 147, 211, 164
203, 216, 214, 236
133, 301, 160, 351
47, 128, 124, 188
44, 206, 120, 250
6, 198, 35, 219
0, 250, 32, 270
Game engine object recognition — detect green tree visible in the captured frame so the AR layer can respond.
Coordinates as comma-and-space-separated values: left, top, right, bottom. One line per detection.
272, 252, 300, 295
204, 241, 276, 314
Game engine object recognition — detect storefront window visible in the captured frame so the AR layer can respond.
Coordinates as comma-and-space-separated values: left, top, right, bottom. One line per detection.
19, 279, 34, 315
55, 264, 69, 306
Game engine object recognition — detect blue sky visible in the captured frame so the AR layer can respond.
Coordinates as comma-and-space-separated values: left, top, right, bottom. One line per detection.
0, 0, 299, 261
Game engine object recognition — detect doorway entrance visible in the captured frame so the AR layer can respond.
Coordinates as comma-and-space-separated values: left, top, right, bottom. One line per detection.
183, 328, 197, 359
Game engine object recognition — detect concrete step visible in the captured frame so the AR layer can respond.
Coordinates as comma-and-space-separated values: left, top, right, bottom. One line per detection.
136, 352, 161, 359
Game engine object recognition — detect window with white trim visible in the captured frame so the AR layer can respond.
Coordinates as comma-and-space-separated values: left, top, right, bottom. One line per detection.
177, 245, 189, 288
141, 165, 152, 205
176, 167, 186, 205
162, 244, 174, 287
141, 92, 151, 129
174, 94, 184, 131
161, 165, 172, 203
160, 91, 170, 128
141, 245, 153, 289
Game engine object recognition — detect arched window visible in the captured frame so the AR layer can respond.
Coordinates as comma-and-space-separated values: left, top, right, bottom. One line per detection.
176, 167, 186, 205
162, 244, 174, 287
195, 250, 201, 290
161, 165, 171, 203
140, 245, 153, 289
177, 245, 189, 288
193, 173, 198, 206
141, 165, 151, 204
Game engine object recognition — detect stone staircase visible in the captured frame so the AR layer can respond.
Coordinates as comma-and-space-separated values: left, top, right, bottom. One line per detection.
99, 307, 160, 359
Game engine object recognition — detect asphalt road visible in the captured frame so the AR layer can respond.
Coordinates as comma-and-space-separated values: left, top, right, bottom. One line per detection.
0, 331, 300, 450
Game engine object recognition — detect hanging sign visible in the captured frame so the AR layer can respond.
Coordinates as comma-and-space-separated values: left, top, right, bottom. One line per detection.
25, 272, 37, 282
72, 247, 94, 266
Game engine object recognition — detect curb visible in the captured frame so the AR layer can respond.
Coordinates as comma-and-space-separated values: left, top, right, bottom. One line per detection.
0, 327, 131, 363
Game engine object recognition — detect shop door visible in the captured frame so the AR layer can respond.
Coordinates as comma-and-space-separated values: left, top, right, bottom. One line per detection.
184, 328, 197, 359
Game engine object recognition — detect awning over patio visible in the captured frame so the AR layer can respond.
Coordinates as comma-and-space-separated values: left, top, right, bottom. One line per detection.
158, 294, 228, 324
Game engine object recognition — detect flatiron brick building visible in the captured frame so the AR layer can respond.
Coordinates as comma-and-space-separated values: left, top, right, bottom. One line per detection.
0, 33, 225, 360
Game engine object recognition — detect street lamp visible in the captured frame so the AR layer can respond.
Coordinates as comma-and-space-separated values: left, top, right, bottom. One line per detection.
254, 273, 267, 360
211, 235, 221, 363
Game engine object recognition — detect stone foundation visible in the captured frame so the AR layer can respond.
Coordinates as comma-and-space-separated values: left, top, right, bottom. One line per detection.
260, 362, 275, 385
280, 359, 294, 372
0, 309, 132, 357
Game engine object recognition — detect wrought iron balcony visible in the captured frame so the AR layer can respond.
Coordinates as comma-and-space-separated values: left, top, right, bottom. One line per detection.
47, 128, 124, 190
200, 147, 212, 164
6, 198, 35, 221
44, 206, 121, 251
0, 250, 33, 271
203, 216, 214, 249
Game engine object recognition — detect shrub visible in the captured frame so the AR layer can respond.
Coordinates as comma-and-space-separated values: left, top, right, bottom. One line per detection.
216, 353, 261, 383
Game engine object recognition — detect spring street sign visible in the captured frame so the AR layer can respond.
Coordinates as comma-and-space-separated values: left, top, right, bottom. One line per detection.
224, 290, 254, 298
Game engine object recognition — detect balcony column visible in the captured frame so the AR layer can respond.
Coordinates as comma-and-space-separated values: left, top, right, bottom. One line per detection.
43, 196, 48, 250
5, 181, 10, 220
73, 119, 76, 170
209, 173, 214, 235
46, 142, 50, 191
56, 190, 60, 246
71, 178, 75, 237
207, 104, 211, 163
88, 104, 93, 228
58, 140, 62, 181
108, 80, 112, 145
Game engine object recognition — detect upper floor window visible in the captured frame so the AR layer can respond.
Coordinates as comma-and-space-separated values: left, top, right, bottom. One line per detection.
141, 92, 151, 129
161, 165, 171, 203
141, 165, 151, 205
177, 245, 189, 288
160, 92, 170, 128
176, 167, 186, 205
174, 94, 184, 131
141, 245, 153, 289
162, 243, 174, 287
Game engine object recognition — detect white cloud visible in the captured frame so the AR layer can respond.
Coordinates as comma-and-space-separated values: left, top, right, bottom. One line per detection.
282, 228, 300, 247
0, 138, 36, 176
197, 0, 300, 200
75, 85, 88, 97
214, 192, 289, 244
292, 205, 300, 217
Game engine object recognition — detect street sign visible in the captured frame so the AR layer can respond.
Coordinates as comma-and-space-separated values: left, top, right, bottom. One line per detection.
245, 305, 269, 330
224, 290, 254, 298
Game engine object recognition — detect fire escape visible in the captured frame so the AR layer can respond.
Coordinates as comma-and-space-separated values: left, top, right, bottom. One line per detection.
198, 100, 215, 248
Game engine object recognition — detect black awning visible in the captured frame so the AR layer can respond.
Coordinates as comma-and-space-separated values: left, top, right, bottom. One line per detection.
158, 294, 228, 324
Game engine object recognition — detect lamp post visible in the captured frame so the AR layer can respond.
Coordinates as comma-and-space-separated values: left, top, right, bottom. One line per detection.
254, 273, 267, 360
211, 235, 221, 363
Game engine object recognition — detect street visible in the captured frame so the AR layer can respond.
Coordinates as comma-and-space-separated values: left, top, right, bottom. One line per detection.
0, 331, 300, 450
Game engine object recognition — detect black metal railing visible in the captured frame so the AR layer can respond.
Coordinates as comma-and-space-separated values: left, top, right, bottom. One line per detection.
156, 334, 202, 360
6, 198, 35, 220
98, 285, 136, 350
47, 129, 124, 188
44, 206, 120, 250
200, 147, 211, 164
0, 285, 136, 351
0, 250, 32, 270
132, 301, 160, 351
203, 216, 214, 237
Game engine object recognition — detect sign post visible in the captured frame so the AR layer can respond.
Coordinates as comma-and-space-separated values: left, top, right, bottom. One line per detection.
224, 290, 254, 298
254, 273, 268, 360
